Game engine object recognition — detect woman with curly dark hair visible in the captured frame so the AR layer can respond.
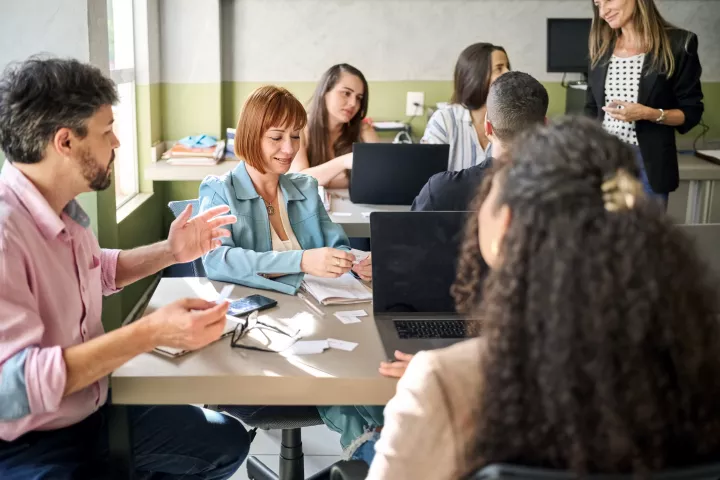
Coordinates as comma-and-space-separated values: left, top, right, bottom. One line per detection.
366, 116, 720, 480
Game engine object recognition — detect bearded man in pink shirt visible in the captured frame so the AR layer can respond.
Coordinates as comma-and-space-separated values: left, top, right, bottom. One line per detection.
0, 57, 249, 479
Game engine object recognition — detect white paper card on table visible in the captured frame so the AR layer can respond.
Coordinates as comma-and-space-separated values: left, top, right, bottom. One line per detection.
333, 309, 367, 324
338, 310, 368, 317
328, 338, 358, 352
334, 312, 362, 324
216, 285, 234, 304
283, 340, 329, 356
331, 212, 352, 217
301, 273, 372, 306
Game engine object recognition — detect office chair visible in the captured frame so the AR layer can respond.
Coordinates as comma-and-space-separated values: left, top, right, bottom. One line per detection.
168, 200, 339, 479
167, 199, 206, 277
236, 406, 336, 480
328, 461, 720, 480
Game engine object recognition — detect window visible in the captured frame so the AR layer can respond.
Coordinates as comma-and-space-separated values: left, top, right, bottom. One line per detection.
107, 0, 138, 208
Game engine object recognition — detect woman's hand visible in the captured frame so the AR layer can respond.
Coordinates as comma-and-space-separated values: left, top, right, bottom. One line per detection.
379, 351, 415, 378
602, 100, 658, 123
301, 247, 354, 278
352, 254, 372, 282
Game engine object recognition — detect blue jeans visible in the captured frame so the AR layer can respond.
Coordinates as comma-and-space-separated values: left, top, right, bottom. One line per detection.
223, 405, 383, 463
634, 146, 669, 207
0, 404, 249, 480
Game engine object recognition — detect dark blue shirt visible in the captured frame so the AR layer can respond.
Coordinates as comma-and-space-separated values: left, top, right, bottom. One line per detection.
411, 158, 493, 212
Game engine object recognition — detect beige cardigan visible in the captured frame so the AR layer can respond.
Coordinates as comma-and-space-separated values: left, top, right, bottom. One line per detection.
367, 337, 485, 480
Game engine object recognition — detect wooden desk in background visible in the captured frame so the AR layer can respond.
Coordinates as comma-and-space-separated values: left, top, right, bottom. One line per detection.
143, 154, 720, 228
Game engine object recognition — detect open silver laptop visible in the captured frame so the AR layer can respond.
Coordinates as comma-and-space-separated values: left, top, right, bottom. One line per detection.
370, 211, 485, 358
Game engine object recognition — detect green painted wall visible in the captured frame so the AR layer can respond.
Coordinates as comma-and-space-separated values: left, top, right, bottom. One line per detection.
158, 80, 719, 221
160, 81, 720, 143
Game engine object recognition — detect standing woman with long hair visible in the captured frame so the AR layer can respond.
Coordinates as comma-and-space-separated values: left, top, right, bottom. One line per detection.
422, 42, 510, 171
586, 0, 704, 205
290, 63, 379, 188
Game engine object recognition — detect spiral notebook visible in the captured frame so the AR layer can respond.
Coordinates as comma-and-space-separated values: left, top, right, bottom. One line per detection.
300, 273, 372, 306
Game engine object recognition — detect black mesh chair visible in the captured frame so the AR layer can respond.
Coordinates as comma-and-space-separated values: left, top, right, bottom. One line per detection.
167, 200, 206, 277
328, 462, 720, 480
234, 406, 337, 480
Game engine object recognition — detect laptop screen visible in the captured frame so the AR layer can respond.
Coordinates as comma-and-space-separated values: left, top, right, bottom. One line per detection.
370, 211, 477, 314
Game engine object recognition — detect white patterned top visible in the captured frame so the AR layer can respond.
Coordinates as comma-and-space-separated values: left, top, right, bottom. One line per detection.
602, 53, 646, 146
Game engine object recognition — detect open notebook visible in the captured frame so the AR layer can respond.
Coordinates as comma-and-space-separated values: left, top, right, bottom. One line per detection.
301, 273, 372, 306
154, 316, 240, 358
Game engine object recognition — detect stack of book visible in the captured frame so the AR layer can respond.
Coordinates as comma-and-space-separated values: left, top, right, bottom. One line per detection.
162, 139, 226, 166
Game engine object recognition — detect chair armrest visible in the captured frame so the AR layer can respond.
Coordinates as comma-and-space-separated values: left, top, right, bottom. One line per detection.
330, 460, 370, 480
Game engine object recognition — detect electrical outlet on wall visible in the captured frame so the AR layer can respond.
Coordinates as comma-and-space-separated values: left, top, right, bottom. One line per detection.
406, 92, 424, 117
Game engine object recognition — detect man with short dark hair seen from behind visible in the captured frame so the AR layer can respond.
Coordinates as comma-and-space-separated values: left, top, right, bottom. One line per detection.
0, 56, 249, 478
412, 71, 549, 212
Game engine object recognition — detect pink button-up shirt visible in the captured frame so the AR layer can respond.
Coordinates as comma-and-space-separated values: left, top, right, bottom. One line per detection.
0, 162, 121, 442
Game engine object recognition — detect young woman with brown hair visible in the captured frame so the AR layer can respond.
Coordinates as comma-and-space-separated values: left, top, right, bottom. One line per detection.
290, 64, 379, 188
422, 42, 510, 171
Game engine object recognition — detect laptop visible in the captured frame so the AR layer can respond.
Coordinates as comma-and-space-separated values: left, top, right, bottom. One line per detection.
370, 211, 485, 357
350, 143, 449, 205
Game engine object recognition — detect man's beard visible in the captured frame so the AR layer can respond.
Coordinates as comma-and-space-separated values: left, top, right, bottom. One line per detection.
79, 148, 114, 191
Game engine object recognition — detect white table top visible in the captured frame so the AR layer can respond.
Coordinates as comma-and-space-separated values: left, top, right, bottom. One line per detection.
111, 278, 397, 406
326, 189, 411, 237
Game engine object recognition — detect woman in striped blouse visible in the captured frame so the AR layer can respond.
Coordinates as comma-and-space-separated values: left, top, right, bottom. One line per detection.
422, 43, 510, 171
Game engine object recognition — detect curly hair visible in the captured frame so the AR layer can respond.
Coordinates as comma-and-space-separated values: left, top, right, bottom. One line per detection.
455, 116, 720, 475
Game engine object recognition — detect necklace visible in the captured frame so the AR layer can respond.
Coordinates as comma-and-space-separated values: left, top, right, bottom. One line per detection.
264, 201, 275, 216
260, 191, 276, 216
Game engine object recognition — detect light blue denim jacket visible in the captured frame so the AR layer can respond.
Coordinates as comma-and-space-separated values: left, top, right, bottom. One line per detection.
198, 162, 350, 295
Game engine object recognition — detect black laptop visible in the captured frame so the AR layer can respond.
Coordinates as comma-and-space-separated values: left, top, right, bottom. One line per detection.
370, 211, 485, 357
350, 143, 449, 205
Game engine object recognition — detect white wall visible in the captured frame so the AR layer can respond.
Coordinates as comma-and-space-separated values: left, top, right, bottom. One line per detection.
159, 0, 221, 83
0, 0, 91, 70
219, 0, 720, 82
134, 0, 162, 85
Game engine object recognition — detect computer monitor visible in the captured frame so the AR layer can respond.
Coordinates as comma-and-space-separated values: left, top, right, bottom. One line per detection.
547, 18, 593, 75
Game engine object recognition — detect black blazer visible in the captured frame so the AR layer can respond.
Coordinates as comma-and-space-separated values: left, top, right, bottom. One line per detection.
585, 28, 704, 193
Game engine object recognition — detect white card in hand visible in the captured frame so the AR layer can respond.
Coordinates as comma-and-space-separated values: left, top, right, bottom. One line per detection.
328, 338, 358, 352
216, 285, 234, 304
349, 249, 370, 264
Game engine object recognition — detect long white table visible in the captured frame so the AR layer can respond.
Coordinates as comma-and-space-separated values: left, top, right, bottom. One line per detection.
111, 277, 397, 406
325, 189, 411, 238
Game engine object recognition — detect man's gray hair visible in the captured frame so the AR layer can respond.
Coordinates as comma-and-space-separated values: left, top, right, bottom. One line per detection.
0, 56, 118, 164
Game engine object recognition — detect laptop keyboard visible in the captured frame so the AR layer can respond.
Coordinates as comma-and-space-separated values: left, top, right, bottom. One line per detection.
393, 320, 477, 339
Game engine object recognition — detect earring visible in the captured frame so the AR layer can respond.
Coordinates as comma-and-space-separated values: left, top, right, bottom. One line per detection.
490, 240, 499, 256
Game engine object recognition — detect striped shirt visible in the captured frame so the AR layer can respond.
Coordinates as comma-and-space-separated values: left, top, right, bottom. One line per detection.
421, 104, 492, 171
